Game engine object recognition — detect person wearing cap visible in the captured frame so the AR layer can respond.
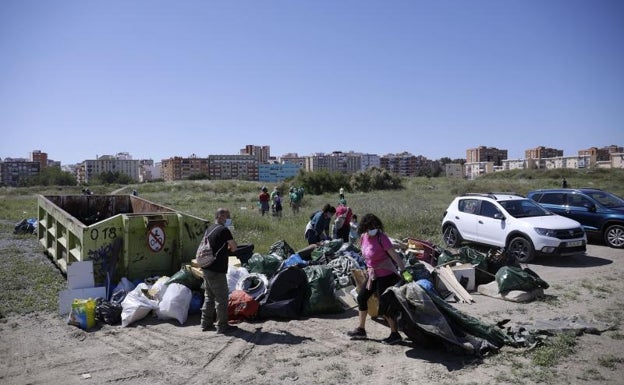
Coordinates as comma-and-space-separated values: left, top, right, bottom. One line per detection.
200, 208, 238, 334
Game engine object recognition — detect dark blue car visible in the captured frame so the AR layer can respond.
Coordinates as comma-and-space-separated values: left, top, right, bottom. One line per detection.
527, 188, 624, 248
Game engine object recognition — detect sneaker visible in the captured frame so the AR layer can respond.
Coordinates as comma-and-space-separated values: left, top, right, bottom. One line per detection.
382, 332, 402, 345
216, 325, 238, 334
347, 327, 367, 340
201, 325, 216, 332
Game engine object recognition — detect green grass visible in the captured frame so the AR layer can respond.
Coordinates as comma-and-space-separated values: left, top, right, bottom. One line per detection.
530, 332, 577, 367
0, 236, 66, 316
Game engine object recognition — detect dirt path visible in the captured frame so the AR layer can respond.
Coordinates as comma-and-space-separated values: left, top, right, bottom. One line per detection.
1, 237, 623, 385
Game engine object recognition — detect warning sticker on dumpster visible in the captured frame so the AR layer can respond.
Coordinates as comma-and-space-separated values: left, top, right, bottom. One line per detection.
147, 225, 166, 252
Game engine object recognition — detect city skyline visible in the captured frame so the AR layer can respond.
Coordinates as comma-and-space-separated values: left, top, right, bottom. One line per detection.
1, 1, 623, 165
1, 143, 621, 167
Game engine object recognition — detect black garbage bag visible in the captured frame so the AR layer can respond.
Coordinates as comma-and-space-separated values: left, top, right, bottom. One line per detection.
495, 266, 549, 293
95, 297, 122, 325
14, 218, 37, 235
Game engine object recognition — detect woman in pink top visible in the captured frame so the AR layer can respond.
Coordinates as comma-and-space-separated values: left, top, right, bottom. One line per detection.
347, 213, 406, 345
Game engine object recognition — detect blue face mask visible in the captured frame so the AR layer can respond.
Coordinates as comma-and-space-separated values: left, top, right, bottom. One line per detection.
367, 229, 378, 236
225, 218, 232, 227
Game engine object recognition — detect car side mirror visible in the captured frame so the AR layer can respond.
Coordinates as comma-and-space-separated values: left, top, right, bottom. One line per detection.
494, 213, 505, 220
585, 203, 596, 212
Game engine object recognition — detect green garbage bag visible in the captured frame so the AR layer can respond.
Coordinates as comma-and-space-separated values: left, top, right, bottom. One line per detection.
267, 240, 296, 259
165, 266, 203, 291
458, 247, 490, 284
438, 247, 491, 284
303, 265, 343, 315
310, 239, 344, 261
246, 253, 282, 278
495, 266, 549, 293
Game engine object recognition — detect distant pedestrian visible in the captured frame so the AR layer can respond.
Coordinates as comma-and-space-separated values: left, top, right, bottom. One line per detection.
562, 178, 568, 188
258, 186, 270, 216
339, 187, 346, 205
273, 192, 283, 217
289, 187, 301, 214
270, 186, 279, 215
349, 214, 359, 245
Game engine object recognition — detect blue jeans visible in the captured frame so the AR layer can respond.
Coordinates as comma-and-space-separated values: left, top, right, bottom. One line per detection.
201, 269, 229, 329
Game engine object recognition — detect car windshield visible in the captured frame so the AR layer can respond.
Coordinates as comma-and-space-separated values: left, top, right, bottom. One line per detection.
586, 191, 624, 208
498, 199, 552, 218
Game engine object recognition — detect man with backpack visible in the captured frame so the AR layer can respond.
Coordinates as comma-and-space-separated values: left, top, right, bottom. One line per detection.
200, 208, 238, 334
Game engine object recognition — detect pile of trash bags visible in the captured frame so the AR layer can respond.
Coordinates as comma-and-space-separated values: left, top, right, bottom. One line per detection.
90, 236, 559, 357
96, 239, 368, 328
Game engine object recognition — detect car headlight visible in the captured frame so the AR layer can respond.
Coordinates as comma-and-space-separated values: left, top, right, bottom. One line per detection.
534, 227, 557, 237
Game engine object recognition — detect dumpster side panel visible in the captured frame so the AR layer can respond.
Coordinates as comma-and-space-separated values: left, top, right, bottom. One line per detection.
122, 214, 178, 281
178, 213, 210, 264
84, 216, 125, 286
38, 195, 88, 273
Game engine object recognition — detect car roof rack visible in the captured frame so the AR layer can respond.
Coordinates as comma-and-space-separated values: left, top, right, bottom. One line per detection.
463, 192, 523, 200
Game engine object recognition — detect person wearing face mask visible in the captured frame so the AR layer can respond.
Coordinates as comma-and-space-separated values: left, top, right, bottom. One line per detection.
200, 208, 238, 334
347, 213, 406, 345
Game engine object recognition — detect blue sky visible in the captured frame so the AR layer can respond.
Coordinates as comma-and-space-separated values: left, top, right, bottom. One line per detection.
1, 0, 623, 165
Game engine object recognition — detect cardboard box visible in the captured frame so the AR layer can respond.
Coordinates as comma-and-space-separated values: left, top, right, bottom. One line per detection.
435, 263, 475, 292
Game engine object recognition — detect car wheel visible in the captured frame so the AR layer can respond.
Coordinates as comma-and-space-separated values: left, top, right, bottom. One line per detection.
507, 236, 534, 263
604, 224, 624, 248
443, 225, 462, 248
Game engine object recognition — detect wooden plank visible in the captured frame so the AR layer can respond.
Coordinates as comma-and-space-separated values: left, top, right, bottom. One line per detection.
437, 266, 474, 303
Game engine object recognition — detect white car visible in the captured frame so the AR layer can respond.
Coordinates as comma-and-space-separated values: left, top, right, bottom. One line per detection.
441, 193, 586, 262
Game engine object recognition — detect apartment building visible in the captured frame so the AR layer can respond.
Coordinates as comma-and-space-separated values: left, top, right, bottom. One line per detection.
77, 154, 140, 184
0, 158, 40, 186
30, 150, 48, 170
525, 146, 563, 159
579, 145, 624, 162
208, 155, 258, 180
161, 155, 209, 181
259, 163, 301, 183
305, 151, 361, 174
466, 146, 508, 166
380, 152, 419, 176
241, 145, 271, 163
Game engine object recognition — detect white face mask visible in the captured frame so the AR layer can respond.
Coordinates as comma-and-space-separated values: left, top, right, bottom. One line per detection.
367, 229, 378, 237
224, 218, 232, 227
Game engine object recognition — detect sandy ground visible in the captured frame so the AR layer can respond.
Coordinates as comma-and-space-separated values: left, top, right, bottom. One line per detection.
2, 235, 624, 385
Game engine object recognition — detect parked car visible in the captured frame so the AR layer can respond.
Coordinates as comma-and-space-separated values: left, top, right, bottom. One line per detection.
441, 193, 586, 263
527, 188, 624, 249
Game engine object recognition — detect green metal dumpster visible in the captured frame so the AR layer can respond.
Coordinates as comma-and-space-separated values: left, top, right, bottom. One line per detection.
37, 194, 209, 286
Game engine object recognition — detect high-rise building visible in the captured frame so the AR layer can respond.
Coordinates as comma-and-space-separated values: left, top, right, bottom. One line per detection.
466, 146, 508, 166
30, 150, 48, 170
161, 155, 209, 181
77, 154, 140, 184
525, 146, 563, 159
241, 145, 270, 164
579, 145, 624, 162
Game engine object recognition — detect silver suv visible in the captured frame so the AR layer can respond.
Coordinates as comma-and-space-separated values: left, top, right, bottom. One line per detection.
441, 193, 586, 262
